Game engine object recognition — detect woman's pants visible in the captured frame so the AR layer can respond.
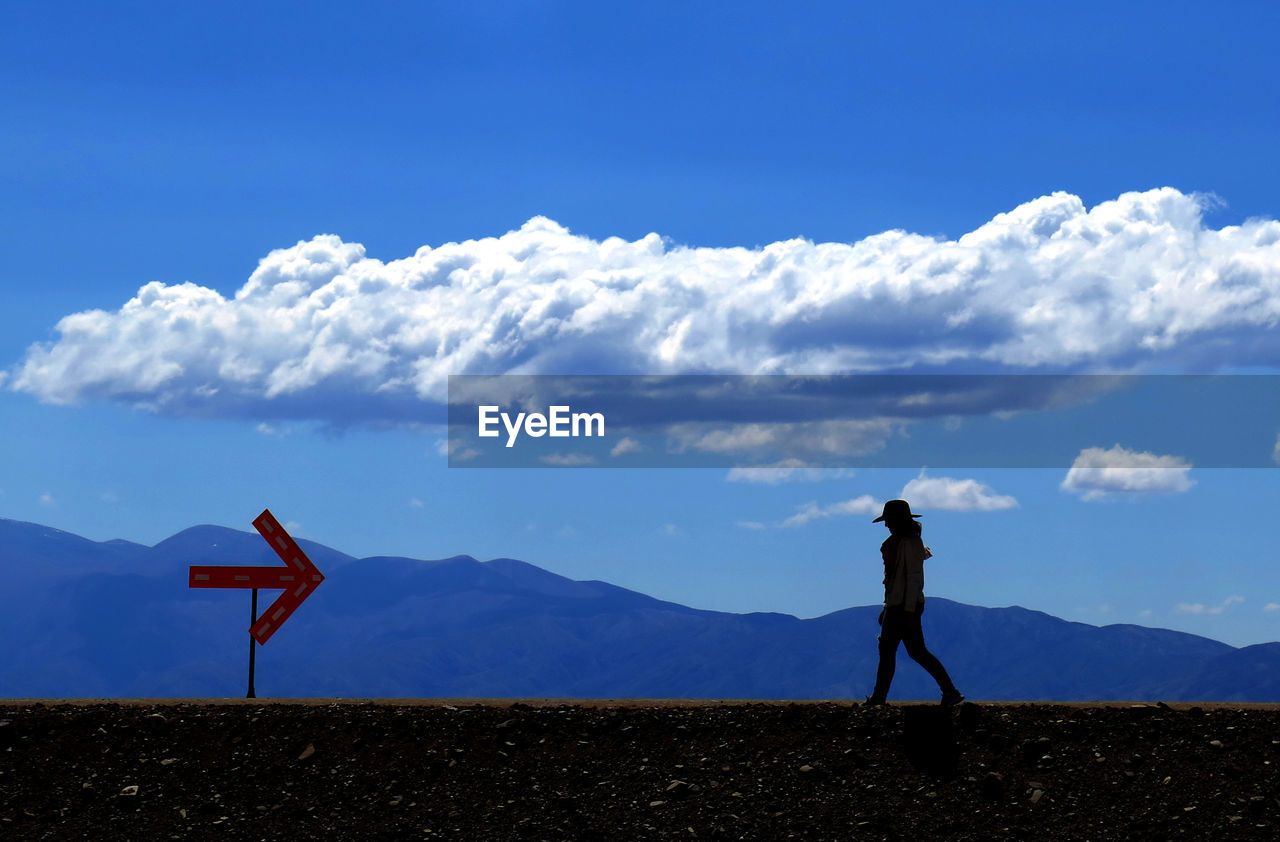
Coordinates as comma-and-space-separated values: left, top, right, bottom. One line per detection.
871, 602, 957, 698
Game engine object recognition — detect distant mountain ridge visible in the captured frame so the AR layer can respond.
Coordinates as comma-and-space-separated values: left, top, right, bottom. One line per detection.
0, 516, 1276, 701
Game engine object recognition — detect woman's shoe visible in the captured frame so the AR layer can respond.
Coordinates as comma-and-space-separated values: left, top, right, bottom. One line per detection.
863, 695, 888, 706
941, 689, 965, 707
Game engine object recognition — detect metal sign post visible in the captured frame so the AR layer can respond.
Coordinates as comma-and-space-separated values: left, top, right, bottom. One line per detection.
189, 509, 325, 696
248, 588, 258, 699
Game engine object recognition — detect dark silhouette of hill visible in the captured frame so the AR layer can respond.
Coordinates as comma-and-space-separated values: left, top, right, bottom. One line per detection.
0, 516, 1274, 700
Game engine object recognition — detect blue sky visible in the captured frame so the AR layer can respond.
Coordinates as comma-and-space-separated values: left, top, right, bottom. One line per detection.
4, 1, 1280, 646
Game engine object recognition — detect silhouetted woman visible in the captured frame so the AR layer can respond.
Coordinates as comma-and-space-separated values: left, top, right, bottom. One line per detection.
865, 499, 964, 706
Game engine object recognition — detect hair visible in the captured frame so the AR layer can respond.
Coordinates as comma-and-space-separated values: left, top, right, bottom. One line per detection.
886, 517, 921, 535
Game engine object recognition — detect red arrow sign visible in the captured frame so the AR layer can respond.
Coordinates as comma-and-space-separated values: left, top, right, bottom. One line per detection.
189, 509, 325, 644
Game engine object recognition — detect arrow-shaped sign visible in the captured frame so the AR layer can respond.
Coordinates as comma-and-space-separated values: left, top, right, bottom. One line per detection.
189, 509, 325, 644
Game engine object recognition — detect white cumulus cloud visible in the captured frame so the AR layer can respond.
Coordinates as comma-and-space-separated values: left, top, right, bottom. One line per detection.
1176, 596, 1245, 615
669, 419, 895, 458
436, 438, 480, 462
12, 188, 1280, 426
539, 453, 598, 466
609, 437, 643, 457
900, 470, 1018, 512
781, 495, 880, 528
726, 460, 858, 483
1061, 444, 1194, 501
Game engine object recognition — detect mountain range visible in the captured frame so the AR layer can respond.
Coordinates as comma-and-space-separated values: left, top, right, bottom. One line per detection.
1, 516, 1277, 701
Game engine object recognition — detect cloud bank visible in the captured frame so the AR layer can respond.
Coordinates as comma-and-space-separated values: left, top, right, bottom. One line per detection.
12, 188, 1280, 425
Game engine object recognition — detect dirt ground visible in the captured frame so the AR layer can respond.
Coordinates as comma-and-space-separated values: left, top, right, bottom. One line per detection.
2, 699, 1278, 840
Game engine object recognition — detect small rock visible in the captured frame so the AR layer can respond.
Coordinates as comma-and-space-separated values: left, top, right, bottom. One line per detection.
389, 795, 403, 806
1030, 789, 1044, 805
649, 800, 666, 807
798, 765, 814, 774
143, 713, 168, 729
979, 772, 1005, 799
297, 744, 316, 761
1209, 740, 1224, 748
665, 780, 692, 796
159, 758, 176, 766
119, 785, 139, 797
1020, 736, 1052, 762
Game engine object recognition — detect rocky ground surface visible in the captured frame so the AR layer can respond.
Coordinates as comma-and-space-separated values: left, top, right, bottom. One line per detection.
1, 700, 1278, 840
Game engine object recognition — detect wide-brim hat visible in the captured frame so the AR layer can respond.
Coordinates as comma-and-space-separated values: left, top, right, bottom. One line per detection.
872, 499, 922, 523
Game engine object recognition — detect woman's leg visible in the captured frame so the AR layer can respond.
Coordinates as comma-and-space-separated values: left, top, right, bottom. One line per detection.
900, 609, 958, 694
870, 608, 905, 700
